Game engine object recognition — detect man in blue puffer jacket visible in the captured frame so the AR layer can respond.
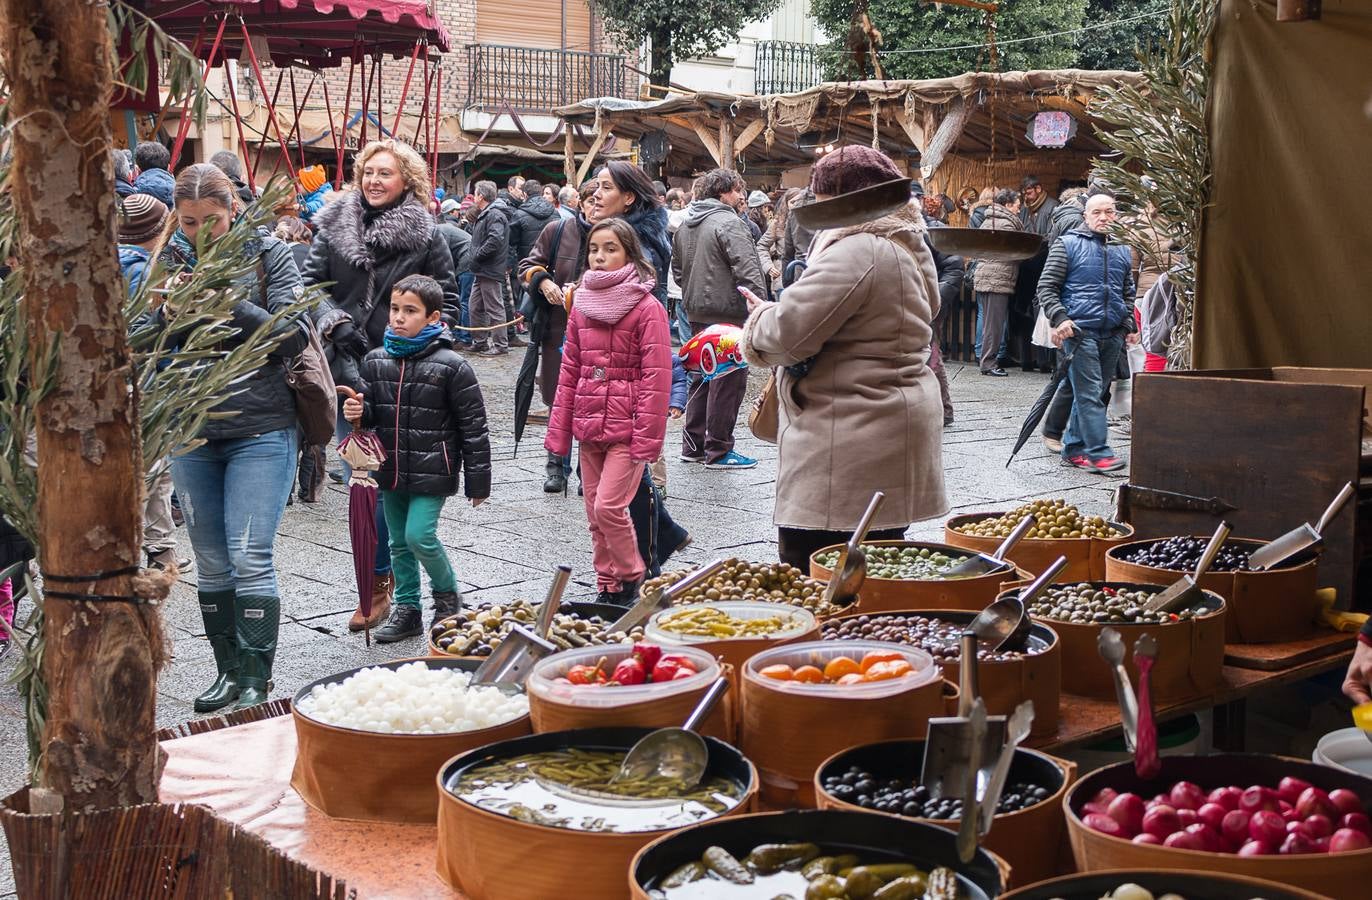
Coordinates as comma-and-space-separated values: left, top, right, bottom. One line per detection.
1036, 192, 1138, 474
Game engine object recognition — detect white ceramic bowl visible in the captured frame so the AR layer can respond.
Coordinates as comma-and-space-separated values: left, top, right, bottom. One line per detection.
1313, 727, 1372, 776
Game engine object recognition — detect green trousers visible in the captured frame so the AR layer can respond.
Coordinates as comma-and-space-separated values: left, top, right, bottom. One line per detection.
380, 491, 457, 608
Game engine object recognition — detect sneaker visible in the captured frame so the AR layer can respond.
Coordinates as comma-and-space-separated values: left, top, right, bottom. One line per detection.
480, 346, 509, 357
706, 451, 758, 470
595, 589, 627, 607
981, 367, 1009, 377
613, 580, 642, 605
508, 335, 528, 348
1042, 435, 1064, 453
146, 549, 192, 572
374, 605, 423, 643
1064, 454, 1096, 472
169, 493, 185, 527
679, 452, 706, 464
1093, 455, 1127, 473
943, 413, 954, 427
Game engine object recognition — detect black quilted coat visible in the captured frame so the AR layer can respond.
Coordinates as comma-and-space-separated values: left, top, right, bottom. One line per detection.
358, 336, 491, 499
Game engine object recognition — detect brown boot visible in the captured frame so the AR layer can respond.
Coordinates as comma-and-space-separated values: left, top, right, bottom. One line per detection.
349, 573, 393, 632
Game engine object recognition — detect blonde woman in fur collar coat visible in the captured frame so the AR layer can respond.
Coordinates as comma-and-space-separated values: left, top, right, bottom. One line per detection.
740, 146, 949, 569
301, 139, 462, 633
304, 139, 461, 393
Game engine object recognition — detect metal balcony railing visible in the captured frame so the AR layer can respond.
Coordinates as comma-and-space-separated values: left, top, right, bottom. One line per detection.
465, 43, 628, 113
754, 40, 825, 96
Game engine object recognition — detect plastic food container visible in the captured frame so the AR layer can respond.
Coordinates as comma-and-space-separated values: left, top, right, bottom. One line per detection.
645, 601, 818, 671
739, 640, 945, 808
1313, 727, 1372, 776
526, 645, 732, 740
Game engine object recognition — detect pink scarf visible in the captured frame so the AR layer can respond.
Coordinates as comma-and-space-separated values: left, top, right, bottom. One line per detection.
576, 264, 656, 325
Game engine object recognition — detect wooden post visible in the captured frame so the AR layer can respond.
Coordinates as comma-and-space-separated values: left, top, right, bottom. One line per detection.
564, 125, 577, 185
0, 0, 161, 809
719, 117, 735, 168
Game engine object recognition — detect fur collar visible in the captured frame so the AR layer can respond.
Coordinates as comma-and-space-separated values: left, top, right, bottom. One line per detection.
312, 190, 435, 270
808, 204, 928, 260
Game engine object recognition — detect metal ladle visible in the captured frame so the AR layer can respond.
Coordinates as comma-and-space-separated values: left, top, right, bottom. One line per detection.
610, 677, 729, 788
819, 491, 885, 608
968, 556, 1067, 652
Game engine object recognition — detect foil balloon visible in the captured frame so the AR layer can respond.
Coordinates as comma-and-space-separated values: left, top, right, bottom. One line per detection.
679, 323, 747, 382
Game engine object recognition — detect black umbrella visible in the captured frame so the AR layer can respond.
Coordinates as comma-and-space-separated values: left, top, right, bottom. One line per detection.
1006, 349, 1073, 467
512, 299, 547, 457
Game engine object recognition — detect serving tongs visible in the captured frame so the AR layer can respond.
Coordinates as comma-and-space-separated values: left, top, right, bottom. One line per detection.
1133, 633, 1161, 779
604, 559, 728, 635
976, 701, 1035, 837
470, 565, 570, 686
1248, 481, 1356, 571
1098, 627, 1139, 752
922, 633, 1007, 804
1141, 520, 1230, 615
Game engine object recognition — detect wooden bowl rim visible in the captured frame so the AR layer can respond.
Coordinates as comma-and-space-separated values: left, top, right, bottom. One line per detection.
1104, 536, 1319, 573
810, 539, 1016, 583
998, 582, 1228, 626
821, 607, 1062, 664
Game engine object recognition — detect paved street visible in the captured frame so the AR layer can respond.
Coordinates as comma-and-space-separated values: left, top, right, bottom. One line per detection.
0, 355, 1127, 895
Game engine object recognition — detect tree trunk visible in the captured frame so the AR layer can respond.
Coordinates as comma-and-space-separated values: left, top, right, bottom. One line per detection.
649, 26, 674, 88
0, 0, 163, 809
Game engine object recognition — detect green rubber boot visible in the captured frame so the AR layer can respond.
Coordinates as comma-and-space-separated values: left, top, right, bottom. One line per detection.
232, 594, 280, 710
194, 590, 241, 713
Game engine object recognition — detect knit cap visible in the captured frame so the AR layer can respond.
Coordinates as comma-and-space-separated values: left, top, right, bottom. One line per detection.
118, 194, 169, 244
810, 145, 904, 197
298, 164, 328, 195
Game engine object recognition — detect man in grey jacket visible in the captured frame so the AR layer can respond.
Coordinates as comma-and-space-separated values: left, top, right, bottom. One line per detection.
672, 168, 767, 470
468, 180, 512, 356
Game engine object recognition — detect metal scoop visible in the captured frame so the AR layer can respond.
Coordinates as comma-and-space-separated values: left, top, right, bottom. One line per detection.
610, 676, 729, 787
922, 632, 1007, 802
969, 555, 1068, 652
1249, 481, 1356, 571
470, 565, 572, 685
605, 559, 728, 635
944, 515, 1036, 578
819, 491, 885, 608
1142, 520, 1230, 614
977, 700, 1035, 836
1098, 627, 1139, 752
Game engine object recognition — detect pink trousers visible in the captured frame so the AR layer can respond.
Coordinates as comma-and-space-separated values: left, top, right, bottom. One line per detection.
579, 442, 646, 592
0, 579, 13, 633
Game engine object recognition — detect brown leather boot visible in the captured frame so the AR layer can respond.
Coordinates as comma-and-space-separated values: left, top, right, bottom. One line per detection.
349, 573, 393, 632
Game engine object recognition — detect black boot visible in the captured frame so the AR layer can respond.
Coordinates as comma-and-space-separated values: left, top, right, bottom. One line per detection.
232, 594, 279, 710
375, 604, 423, 643
543, 451, 567, 494
431, 589, 463, 630
194, 590, 240, 713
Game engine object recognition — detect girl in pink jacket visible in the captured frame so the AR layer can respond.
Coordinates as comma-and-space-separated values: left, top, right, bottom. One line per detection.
546, 219, 672, 604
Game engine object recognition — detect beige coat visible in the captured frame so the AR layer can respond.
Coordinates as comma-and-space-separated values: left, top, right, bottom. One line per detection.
741, 207, 948, 532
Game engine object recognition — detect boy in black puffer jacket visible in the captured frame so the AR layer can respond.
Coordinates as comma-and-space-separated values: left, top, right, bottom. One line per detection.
344, 275, 492, 642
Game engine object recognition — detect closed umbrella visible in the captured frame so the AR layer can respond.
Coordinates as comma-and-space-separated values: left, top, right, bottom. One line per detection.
512, 300, 546, 457
1006, 349, 1072, 467
336, 386, 388, 645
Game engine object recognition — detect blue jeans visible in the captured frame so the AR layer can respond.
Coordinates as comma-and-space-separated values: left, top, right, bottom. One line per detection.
457, 271, 474, 343
172, 428, 297, 596
1062, 331, 1125, 461
671, 297, 692, 345
335, 400, 392, 575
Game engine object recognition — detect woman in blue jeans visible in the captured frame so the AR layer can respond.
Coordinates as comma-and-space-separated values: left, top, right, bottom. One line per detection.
161, 164, 310, 712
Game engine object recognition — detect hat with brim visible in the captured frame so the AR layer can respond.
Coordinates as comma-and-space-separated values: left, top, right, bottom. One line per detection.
793, 178, 913, 230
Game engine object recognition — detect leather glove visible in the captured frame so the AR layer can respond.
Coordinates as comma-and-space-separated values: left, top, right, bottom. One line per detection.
331, 321, 369, 358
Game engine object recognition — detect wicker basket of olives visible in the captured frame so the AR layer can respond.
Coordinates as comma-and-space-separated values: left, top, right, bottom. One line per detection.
427, 600, 645, 659
639, 558, 841, 617
1104, 536, 1319, 644
946, 500, 1133, 582
1012, 580, 1227, 703
810, 540, 1026, 614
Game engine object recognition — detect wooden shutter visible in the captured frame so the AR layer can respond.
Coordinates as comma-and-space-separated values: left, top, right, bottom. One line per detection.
476, 0, 592, 51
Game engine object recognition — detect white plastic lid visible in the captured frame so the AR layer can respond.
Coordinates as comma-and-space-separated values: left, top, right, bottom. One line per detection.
644, 601, 817, 645
743, 640, 940, 699
527, 644, 720, 709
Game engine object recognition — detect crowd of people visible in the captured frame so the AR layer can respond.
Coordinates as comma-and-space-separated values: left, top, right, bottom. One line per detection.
18, 135, 1361, 709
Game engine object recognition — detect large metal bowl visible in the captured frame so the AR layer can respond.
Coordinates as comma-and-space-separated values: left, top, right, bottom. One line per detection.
928, 228, 1045, 261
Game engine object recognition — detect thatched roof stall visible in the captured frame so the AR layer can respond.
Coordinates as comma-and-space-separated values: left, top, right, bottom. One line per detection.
555, 70, 1145, 193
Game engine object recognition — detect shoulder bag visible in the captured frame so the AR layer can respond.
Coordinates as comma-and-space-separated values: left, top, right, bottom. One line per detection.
748, 369, 780, 443
257, 259, 337, 445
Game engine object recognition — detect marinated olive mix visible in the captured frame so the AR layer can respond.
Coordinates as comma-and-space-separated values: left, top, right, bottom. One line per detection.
821, 765, 1050, 819
1028, 583, 1209, 625
953, 499, 1117, 540
1116, 536, 1252, 572
821, 614, 1038, 662
642, 559, 835, 615
429, 600, 644, 657
814, 545, 973, 581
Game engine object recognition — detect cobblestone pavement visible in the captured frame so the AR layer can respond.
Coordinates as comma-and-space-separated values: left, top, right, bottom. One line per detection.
0, 355, 1128, 895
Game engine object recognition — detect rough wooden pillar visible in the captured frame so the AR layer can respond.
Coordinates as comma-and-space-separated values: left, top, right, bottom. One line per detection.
564, 125, 576, 185
719, 117, 735, 168
0, 0, 161, 809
